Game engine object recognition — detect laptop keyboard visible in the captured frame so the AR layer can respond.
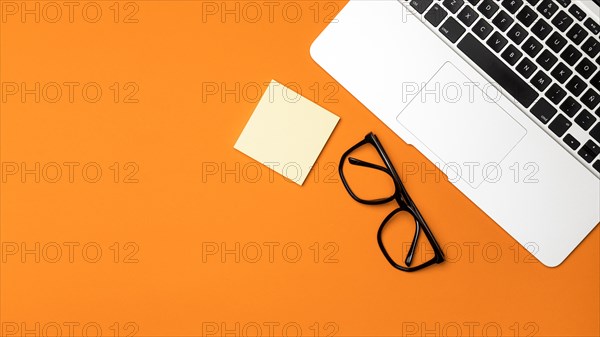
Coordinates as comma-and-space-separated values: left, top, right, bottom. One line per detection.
407, 0, 600, 174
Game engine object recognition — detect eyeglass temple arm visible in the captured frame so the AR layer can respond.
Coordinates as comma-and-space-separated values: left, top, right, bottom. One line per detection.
369, 135, 444, 263
368, 135, 414, 206
348, 157, 391, 174
404, 219, 421, 266
366, 133, 445, 265
402, 188, 444, 262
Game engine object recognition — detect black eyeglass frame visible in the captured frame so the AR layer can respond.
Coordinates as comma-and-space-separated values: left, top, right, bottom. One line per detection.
339, 132, 445, 272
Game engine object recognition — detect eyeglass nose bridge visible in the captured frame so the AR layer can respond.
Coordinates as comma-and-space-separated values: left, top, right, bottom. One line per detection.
376, 206, 422, 271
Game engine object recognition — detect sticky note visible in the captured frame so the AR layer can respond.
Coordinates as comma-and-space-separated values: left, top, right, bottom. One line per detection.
234, 80, 340, 185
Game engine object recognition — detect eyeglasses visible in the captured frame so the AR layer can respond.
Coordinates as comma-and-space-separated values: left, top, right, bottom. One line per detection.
339, 132, 444, 272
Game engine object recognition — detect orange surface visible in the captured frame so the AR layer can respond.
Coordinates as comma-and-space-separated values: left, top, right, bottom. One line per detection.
1, 1, 599, 336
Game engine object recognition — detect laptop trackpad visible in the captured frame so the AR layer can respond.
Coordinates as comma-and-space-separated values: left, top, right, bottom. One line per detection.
396, 62, 527, 188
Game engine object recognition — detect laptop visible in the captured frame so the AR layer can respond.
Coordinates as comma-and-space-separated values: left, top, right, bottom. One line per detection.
311, 0, 600, 266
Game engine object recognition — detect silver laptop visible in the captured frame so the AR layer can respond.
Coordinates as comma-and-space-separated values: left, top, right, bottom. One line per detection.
311, 0, 600, 266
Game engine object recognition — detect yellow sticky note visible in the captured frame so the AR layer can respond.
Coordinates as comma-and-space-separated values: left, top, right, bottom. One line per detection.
234, 80, 340, 185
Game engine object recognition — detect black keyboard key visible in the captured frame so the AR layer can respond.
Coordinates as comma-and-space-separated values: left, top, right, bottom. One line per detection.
443, 0, 465, 13
502, 44, 523, 64
532, 19, 553, 40
555, 0, 570, 7
581, 88, 600, 109
564, 133, 581, 149
574, 109, 597, 130
493, 10, 515, 31
502, 0, 524, 13
549, 113, 572, 136
526, 0, 541, 6
575, 58, 597, 79
531, 71, 552, 91
590, 72, 600, 91
545, 83, 567, 104
578, 148, 596, 162
537, 0, 558, 19
530, 97, 557, 122
487, 31, 509, 52
551, 10, 574, 32
439, 17, 467, 42
566, 75, 587, 96
523, 36, 544, 57
590, 123, 600, 143
425, 4, 448, 27
507, 23, 529, 44
536, 49, 558, 70
550, 62, 572, 83
593, 160, 600, 173
585, 140, 600, 156
517, 6, 538, 27
458, 33, 539, 107
578, 140, 600, 162
468, 0, 481, 4
473, 18, 494, 39
568, 4, 586, 21
560, 45, 583, 65
559, 96, 581, 116
478, 0, 499, 18
582, 37, 600, 58
566, 23, 588, 45
517, 57, 538, 77
458, 6, 479, 26
411, 0, 434, 14
584, 18, 600, 35
546, 32, 568, 52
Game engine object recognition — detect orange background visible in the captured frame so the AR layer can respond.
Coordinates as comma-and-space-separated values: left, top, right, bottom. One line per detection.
1, 1, 599, 336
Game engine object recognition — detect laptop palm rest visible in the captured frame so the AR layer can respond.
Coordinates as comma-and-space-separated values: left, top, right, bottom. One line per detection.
396, 62, 527, 188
